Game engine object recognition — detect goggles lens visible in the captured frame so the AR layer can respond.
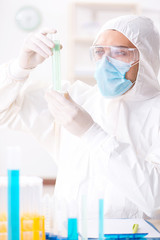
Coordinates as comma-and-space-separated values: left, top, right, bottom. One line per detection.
90, 45, 139, 64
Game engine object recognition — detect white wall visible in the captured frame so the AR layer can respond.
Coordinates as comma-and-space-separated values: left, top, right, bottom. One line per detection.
0, 128, 57, 177
0, 0, 160, 178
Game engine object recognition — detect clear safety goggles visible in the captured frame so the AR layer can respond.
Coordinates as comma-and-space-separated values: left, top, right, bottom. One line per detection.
90, 45, 139, 64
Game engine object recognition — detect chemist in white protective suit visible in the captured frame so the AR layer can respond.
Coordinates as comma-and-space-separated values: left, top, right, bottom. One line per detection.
0, 15, 160, 224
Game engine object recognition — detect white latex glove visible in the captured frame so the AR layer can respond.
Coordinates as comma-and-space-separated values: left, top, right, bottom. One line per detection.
18, 29, 57, 69
45, 90, 94, 136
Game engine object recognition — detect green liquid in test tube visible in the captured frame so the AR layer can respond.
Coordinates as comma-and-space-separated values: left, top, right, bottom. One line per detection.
51, 35, 61, 161
52, 38, 61, 91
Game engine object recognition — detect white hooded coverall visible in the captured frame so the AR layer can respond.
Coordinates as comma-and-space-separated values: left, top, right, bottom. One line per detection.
0, 15, 160, 221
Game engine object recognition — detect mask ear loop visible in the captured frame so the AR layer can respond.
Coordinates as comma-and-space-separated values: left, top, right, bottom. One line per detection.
132, 80, 136, 85
129, 60, 139, 86
130, 59, 139, 67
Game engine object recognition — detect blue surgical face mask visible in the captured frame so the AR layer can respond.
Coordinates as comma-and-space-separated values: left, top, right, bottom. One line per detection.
94, 56, 135, 98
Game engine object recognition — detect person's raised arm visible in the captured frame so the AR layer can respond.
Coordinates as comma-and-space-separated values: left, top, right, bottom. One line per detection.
0, 29, 59, 160
0, 28, 57, 122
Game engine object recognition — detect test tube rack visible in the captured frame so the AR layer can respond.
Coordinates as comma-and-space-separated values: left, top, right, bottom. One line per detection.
0, 215, 45, 240
0, 176, 45, 240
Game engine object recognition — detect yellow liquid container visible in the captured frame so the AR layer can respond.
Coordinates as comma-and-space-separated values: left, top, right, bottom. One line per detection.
21, 214, 45, 240
0, 214, 45, 240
